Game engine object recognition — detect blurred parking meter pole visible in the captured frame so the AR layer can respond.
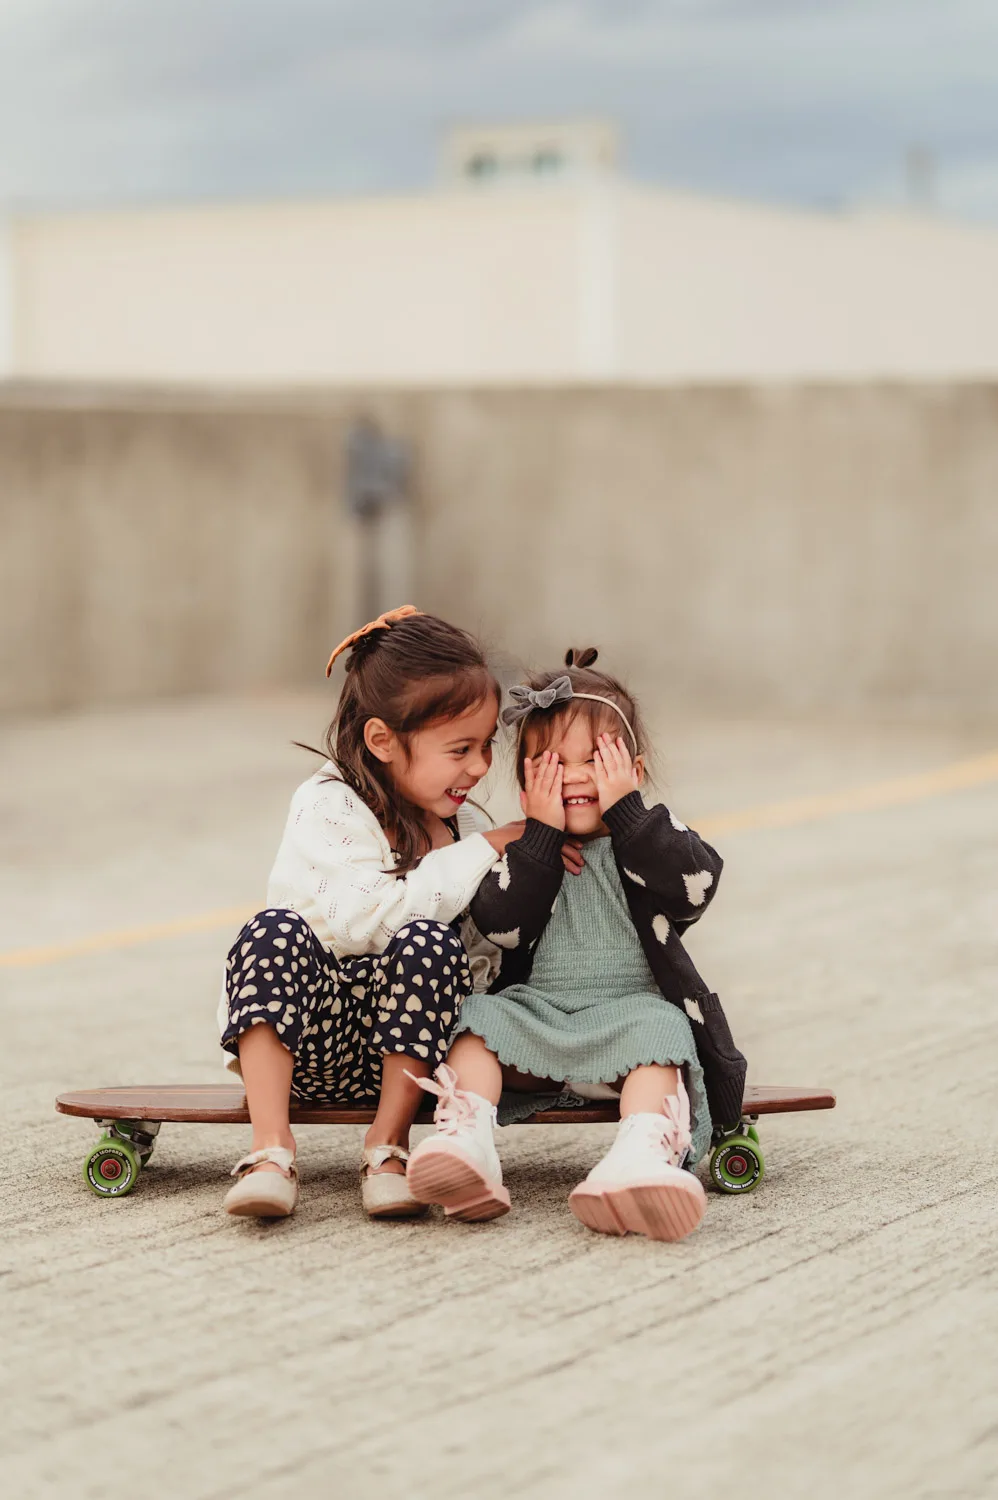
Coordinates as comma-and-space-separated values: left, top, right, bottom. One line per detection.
344, 418, 412, 622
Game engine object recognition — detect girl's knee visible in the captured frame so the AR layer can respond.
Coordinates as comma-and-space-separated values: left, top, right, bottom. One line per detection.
390, 920, 468, 969
225, 909, 318, 1044
228, 908, 313, 967
386, 930, 471, 1007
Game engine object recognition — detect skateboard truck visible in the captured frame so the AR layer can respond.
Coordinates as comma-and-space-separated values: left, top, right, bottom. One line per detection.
83, 1120, 162, 1198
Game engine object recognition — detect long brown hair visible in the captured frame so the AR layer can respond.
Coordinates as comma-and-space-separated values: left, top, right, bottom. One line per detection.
512, 647, 649, 787
310, 613, 499, 873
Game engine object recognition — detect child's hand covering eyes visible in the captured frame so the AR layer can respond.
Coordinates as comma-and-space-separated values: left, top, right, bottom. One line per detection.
593, 734, 640, 813
521, 750, 565, 831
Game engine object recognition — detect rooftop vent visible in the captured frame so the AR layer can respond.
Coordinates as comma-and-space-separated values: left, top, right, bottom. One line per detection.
441, 120, 619, 188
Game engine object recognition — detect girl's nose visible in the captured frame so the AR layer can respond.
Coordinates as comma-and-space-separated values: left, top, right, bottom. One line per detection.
468, 750, 490, 780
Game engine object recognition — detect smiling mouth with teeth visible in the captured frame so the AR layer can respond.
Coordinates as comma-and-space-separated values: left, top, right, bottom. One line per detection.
445, 788, 469, 801
565, 796, 597, 806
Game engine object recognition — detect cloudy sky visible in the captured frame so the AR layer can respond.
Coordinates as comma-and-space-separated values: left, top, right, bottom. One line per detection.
1, 0, 997, 220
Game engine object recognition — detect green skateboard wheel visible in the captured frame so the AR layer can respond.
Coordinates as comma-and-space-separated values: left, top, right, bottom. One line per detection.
84, 1137, 142, 1198
709, 1135, 765, 1194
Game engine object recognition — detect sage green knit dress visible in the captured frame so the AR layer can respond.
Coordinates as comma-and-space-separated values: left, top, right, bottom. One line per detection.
454, 835, 711, 1162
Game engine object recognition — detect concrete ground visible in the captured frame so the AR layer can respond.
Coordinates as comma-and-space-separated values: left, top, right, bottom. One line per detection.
2, 691, 997, 1499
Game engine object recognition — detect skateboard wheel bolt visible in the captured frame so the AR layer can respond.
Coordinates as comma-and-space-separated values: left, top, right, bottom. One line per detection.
99, 1158, 122, 1179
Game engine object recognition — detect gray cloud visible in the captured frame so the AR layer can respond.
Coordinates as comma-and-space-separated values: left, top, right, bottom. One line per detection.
1, 0, 997, 218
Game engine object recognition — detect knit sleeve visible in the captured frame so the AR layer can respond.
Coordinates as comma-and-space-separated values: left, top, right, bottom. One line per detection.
468, 818, 565, 953
266, 776, 497, 955
602, 792, 723, 924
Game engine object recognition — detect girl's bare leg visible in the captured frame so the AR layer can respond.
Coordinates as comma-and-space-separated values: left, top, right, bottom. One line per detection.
365, 1054, 433, 1175
446, 1032, 504, 1104
238, 1022, 296, 1173
619, 1063, 680, 1117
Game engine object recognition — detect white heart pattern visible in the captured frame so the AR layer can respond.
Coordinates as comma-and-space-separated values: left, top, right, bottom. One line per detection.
683, 869, 714, 907
487, 928, 521, 950
651, 913, 670, 945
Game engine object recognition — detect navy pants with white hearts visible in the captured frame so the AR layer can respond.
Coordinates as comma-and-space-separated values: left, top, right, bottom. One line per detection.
221, 908, 472, 1102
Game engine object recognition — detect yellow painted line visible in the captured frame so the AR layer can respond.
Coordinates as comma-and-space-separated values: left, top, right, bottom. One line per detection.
2, 747, 997, 970
0, 906, 254, 970
697, 748, 998, 839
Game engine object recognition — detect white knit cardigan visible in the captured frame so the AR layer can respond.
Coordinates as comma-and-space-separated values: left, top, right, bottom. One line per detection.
217, 762, 502, 1073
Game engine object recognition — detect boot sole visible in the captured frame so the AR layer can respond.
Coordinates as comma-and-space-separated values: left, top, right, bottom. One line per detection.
407, 1147, 510, 1222
569, 1175, 705, 1242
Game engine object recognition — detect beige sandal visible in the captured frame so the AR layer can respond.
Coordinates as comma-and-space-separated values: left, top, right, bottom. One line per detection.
361, 1145, 428, 1219
224, 1147, 299, 1218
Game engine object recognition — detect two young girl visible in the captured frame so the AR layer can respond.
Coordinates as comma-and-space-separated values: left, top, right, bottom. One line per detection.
219, 607, 746, 1243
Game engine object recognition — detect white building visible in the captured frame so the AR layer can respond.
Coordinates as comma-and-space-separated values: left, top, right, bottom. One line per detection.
3, 122, 998, 386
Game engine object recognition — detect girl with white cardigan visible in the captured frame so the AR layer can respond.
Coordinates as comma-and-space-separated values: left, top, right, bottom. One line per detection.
219, 608, 528, 1221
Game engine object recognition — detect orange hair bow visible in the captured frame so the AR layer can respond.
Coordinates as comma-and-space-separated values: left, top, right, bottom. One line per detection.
325, 604, 423, 677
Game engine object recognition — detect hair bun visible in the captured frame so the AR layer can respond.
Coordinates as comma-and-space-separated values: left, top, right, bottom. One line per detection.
564, 646, 599, 668
343, 632, 383, 671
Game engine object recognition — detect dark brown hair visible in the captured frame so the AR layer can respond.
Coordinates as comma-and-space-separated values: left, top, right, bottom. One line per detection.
512, 647, 648, 787
308, 613, 499, 873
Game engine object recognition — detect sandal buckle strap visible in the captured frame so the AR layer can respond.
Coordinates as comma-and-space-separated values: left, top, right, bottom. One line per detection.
230, 1147, 297, 1179
361, 1143, 411, 1175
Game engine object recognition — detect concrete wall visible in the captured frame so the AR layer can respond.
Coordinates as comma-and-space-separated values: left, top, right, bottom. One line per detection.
2, 382, 996, 719
413, 384, 998, 719
0, 221, 13, 378
0, 395, 361, 712
9, 185, 998, 385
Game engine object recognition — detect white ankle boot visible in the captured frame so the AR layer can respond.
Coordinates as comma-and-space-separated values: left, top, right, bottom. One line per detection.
406, 1065, 510, 1221
569, 1075, 706, 1242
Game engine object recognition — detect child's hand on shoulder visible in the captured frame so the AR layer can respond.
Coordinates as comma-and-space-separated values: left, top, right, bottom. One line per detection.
521, 751, 565, 831
593, 733, 639, 813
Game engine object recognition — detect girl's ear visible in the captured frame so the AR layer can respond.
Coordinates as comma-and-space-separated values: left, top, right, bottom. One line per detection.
632, 754, 646, 787
363, 717, 398, 763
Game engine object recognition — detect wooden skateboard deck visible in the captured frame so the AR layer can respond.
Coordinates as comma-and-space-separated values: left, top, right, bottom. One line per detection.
57, 1083, 834, 1198
57, 1082, 835, 1128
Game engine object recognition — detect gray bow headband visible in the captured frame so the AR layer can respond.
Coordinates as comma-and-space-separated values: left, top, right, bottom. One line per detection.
501, 674, 638, 754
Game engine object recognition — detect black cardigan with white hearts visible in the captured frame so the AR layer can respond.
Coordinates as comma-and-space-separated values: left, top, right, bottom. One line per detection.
469, 791, 747, 1129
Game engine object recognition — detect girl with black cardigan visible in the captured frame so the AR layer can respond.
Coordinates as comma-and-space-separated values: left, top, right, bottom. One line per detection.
405, 651, 748, 1243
